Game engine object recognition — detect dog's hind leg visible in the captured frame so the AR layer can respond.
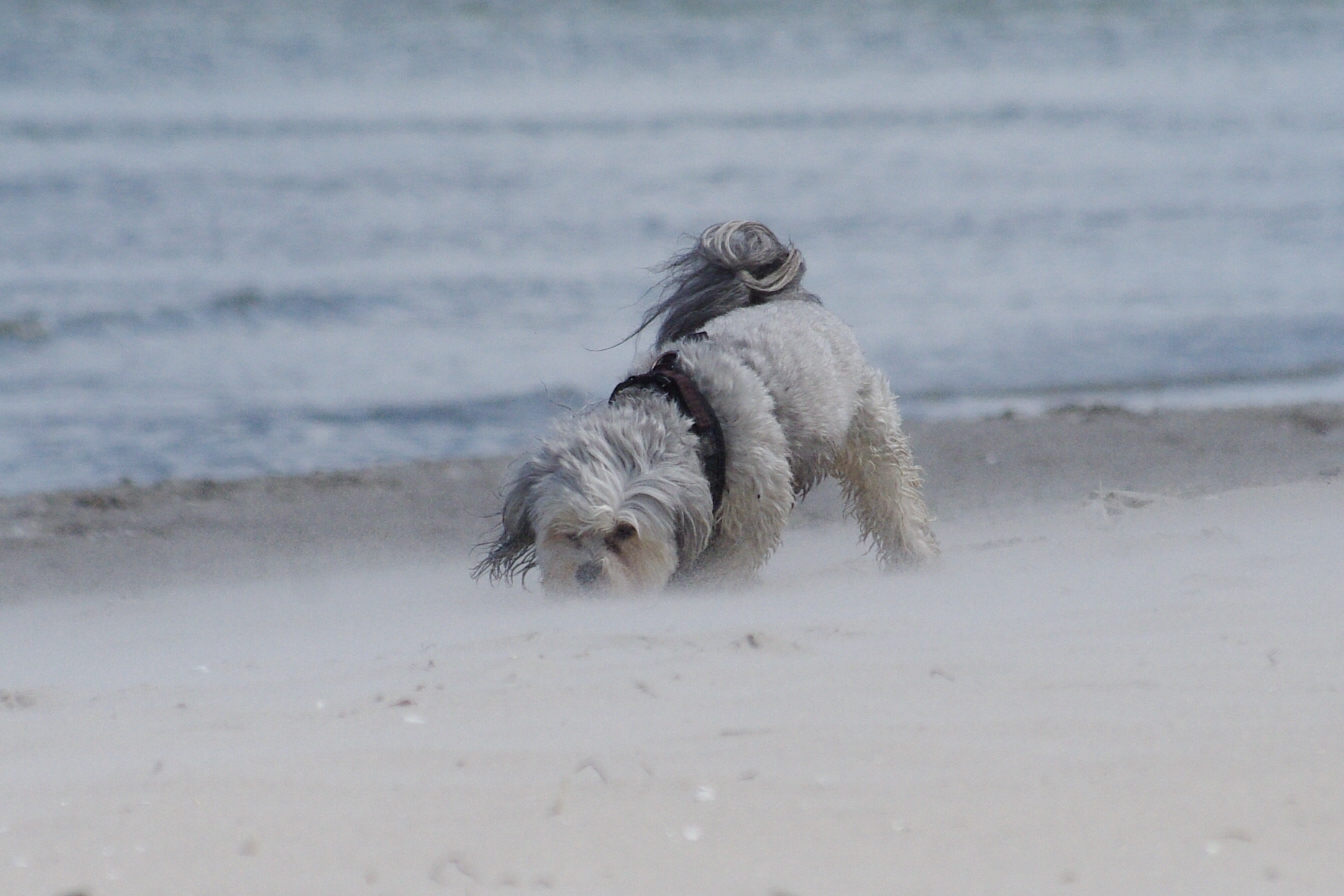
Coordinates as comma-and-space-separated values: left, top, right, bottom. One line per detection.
834, 371, 939, 568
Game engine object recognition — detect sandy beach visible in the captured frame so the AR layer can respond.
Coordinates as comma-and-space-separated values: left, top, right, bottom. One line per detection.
3, 404, 1343, 895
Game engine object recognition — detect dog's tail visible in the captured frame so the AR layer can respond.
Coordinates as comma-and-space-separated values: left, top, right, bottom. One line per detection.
633, 221, 818, 347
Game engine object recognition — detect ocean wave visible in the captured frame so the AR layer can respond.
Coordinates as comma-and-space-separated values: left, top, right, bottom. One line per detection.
0, 272, 612, 354
3, 0, 1342, 94
1, 104, 1314, 145
882, 311, 1344, 406
0, 288, 390, 348
300, 389, 590, 429
0, 387, 588, 497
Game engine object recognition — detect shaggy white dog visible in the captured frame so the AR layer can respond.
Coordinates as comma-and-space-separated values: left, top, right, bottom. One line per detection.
474, 221, 937, 593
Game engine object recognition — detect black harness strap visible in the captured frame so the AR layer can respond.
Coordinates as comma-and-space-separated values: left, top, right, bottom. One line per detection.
609, 350, 727, 514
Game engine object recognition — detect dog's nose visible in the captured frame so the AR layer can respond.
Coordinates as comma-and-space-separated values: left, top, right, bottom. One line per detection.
575, 561, 603, 588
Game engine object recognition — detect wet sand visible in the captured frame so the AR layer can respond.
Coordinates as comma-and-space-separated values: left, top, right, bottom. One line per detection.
3, 403, 1342, 600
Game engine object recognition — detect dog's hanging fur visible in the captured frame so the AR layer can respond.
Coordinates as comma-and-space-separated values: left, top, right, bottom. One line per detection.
474, 221, 937, 591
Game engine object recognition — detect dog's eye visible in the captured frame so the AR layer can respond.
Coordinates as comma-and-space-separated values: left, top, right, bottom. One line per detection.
605, 522, 637, 553
565, 532, 582, 544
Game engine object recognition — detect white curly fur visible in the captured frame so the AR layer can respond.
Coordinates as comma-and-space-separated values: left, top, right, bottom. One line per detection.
474, 222, 938, 593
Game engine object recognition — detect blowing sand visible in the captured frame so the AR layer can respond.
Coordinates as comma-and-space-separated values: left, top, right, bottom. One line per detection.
2, 405, 1343, 895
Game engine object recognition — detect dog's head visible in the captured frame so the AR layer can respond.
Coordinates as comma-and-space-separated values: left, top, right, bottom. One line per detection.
473, 404, 713, 594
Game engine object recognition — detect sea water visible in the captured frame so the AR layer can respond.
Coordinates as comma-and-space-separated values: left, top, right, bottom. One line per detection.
2, 0, 1342, 495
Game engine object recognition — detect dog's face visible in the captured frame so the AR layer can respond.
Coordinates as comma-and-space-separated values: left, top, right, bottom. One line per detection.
473, 404, 714, 594
534, 507, 679, 594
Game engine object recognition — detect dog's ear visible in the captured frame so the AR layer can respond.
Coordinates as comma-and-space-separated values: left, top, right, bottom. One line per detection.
673, 498, 713, 571
472, 458, 548, 583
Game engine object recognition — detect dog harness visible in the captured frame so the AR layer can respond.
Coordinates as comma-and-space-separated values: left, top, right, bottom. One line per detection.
609, 349, 727, 514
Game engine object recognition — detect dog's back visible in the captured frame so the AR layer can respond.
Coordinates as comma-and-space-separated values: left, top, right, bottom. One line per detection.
638, 222, 871, 480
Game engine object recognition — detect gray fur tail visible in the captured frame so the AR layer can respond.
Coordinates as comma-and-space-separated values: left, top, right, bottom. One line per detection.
635, 221, 819, 347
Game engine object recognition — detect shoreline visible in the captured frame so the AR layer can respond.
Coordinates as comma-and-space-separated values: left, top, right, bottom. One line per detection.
3, 402, 1341, 601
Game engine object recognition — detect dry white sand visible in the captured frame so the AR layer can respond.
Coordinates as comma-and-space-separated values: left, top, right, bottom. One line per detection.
2, 406, 1343, 895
